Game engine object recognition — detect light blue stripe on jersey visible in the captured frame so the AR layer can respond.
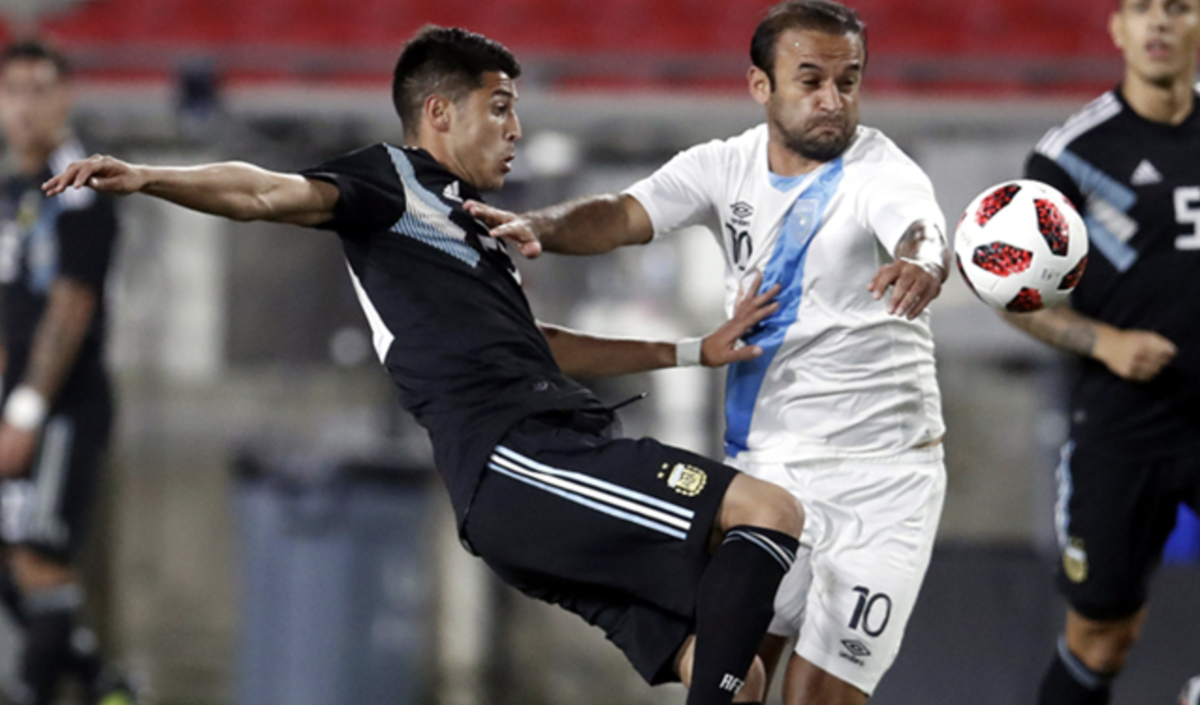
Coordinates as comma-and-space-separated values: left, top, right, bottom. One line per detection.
28, 196, 62, 294
724, 159, 845, 457
1054, 150, 1139, 272
1053, 440, 1075, 550
384, 145, 481, 267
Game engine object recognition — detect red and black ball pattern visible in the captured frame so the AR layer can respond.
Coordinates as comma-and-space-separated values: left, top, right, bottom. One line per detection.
972, 241, 1032, 277
1058, 255, 1087, 291
975, 184, 1022, 226
1005, 287, 1043, 312
1035, 198, 1069, 255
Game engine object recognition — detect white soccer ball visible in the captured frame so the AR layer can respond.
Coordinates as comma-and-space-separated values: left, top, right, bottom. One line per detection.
953, 179, 1089, 312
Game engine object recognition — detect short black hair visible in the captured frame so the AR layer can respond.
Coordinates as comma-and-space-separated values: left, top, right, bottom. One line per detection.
0, 39, 71, 79
392, 26, 521, 140
750, 0, 867, 88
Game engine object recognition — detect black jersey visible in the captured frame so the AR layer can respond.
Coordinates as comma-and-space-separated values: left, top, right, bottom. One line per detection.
301, 144, 604, 524
1025, 86, 1200, 452
0, 137, 118, 407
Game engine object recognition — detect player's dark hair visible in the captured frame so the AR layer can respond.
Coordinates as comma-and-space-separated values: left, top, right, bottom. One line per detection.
0, 39, 71, 79
392, 26, 521, 140
751, 0, 867, 88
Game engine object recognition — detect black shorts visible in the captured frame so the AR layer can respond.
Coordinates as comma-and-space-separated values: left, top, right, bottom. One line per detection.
462, 410, 738, 685
1054, 439, 1200, 620
0, 400, 112, 563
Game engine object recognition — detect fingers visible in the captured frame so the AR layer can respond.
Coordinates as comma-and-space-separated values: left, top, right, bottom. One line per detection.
492, 222, 543, 258
464, 200, 515, 227
872, 261, 940, 319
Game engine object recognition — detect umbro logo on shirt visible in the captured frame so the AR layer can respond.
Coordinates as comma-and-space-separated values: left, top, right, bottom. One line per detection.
1130, 159, 1162, 186
443, 181, 463, 202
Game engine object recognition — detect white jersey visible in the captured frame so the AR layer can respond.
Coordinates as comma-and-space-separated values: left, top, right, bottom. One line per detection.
625, 124, 945, 463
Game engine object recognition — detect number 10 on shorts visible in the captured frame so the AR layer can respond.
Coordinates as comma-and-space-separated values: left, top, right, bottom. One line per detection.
848, 586, 893, 637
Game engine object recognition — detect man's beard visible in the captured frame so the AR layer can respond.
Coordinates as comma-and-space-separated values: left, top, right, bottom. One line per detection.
779, 117, 854, 162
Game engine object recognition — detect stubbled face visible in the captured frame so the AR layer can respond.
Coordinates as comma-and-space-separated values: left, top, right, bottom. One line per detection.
1112, 0, 1200, 88
756, 28, 863, 163
0, 58, 71, 163
446, 71, 521, 192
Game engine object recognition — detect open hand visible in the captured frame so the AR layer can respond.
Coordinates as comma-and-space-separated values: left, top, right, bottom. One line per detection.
465, 200, 542, 258
868, 259, 943, 319
700, 271, 781, 367
42, 154, 145, 197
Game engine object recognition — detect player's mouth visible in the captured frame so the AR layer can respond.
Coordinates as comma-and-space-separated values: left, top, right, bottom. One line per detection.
1145, 38, 1173, 61
501, 154, 514, 173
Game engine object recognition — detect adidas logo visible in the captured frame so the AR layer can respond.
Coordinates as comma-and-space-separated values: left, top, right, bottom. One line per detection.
1131, 159, 1162, 186
443, 181, 462, 202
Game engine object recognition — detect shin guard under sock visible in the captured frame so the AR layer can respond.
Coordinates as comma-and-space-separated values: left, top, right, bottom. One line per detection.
687, 526, 798, 705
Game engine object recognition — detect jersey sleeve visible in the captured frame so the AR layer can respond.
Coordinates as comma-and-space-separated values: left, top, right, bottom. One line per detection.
622, 140, 722, 235
860, 165, 946, 256
55, 189, 118, 291
299, 144, 406, 234
1024, 151, 1086, 212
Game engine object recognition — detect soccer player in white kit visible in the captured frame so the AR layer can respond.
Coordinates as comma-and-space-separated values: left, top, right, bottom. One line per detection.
468, 2, 949, 703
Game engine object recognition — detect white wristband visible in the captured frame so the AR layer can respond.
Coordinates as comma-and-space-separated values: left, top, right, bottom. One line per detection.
675, 337, 704, 367
4, 386, 47, 431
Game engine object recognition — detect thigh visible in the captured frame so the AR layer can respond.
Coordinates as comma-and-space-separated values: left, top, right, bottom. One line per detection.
0, 410, 110, 564
1054, 441, 1184, 620
464, 419, 738, 680
791, 450, 946, 696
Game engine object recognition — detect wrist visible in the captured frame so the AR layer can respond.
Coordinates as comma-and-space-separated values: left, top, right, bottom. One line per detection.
675, 337, 704, 367
4, 385, 47, 431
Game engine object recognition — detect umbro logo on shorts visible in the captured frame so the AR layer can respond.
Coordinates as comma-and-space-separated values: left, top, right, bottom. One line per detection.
839, 639, 871, 666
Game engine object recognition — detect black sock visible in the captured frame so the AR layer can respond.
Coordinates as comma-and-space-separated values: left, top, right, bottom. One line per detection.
1037, 636, 1115, 705
0, 567, 27, 627
19, 584, 86, 705
687, 526, 798, 705
68, 626, 107, 694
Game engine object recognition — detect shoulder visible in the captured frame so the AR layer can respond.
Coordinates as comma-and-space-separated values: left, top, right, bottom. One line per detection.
845, 126, 933, 189
1034, 91, 1123, 160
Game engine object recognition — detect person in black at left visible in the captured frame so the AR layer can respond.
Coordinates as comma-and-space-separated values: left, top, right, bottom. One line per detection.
45, 26, 805, 705
0, 40, 135, 705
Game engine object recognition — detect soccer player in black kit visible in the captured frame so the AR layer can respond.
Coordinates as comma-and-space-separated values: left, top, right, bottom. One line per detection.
0, 41, 135, 705
45, 27, 805, 705
1000, 1, 1200, 703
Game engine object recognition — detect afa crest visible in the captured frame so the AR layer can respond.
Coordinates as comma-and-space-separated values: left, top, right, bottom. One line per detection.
1063, 537, 1088, 583
664, 463, 707, 497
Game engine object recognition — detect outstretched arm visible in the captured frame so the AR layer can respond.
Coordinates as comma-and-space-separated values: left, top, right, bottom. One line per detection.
465, 193, 654, 259
43, 154, 339, 226
1000, 306, 1176, 382
540, 275, 781, 378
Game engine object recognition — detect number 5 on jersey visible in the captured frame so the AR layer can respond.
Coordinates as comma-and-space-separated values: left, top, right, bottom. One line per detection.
1175, 186, 1200, 250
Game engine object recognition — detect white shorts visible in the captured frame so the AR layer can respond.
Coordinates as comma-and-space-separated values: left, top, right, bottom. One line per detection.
728, 445, 946, 695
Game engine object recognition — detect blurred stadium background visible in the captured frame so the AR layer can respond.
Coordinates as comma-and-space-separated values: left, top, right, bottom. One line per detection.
0, 0, 1196, 704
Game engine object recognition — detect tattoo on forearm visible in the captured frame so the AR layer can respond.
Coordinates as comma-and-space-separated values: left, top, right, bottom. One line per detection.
1007, 308, 1096, 356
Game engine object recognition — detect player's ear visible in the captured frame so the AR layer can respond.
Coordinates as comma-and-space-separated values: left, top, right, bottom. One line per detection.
748, 66, 771, 106
424, 94, 454, 133
1109, 9, 1126, 52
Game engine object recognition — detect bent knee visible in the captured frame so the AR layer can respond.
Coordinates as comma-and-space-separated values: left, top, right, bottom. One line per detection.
722, 474, 804, 537
1067, 611, 1145, 673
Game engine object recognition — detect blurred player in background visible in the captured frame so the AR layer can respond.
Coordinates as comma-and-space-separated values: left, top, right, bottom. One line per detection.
468, 2, 949, 703
45, 26, 809, 705
0, 41, 134, 705
1003, 0, 1200, 703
